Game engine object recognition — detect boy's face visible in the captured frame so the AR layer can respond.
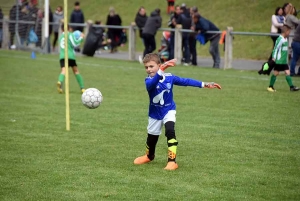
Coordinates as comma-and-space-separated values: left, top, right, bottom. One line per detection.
144, 61, 160, 77
286, 29, 291, 36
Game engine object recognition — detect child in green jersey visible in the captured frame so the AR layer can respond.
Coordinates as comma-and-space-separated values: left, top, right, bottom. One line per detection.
267, 25, 299, 92
57, 24, 85, 93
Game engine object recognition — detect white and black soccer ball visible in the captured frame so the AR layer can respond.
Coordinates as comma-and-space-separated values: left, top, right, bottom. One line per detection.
81, 88, 103, 109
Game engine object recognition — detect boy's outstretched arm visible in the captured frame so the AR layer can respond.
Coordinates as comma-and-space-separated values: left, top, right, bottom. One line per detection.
174, 76, 222, 89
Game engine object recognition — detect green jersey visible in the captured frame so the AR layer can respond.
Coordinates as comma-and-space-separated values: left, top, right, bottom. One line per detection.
59, 32, 83, 60
272, 35, 288, 64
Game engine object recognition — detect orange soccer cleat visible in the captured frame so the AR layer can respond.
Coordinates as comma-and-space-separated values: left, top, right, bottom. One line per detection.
164, 161, 178, 170
134, 155, 151, 165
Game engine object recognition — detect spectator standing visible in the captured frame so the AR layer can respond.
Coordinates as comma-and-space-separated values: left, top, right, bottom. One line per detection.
193, 13, 221, 68
27, 1, 39, 41
70, 1, 85, 32
141, 8, 162, 57
282, 3, 292, 16
180, 3, 190, 18
168, 5, 182, 60
134, 6, 147, 44
53, 6, 64, 51
18, 4, 29, 46
9, 2, 22, 48
70, 1, 84, 52
180, 4, 191, 65
189, 6, 198, 66
106, 7, 122, 53
166, 0, 175, 14
0, 7, 3, 48
285, 4, 300, 61
290, 19, 300, 76
268, 7, 285, 61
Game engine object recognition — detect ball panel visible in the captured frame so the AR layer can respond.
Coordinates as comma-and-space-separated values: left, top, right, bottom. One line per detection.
81, 88, 103, 109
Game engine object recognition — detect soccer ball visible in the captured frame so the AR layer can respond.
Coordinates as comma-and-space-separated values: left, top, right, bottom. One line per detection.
81, 88, 103, 109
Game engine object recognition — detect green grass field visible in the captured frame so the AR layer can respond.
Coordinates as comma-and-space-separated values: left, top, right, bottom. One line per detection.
0, 50, 300, 200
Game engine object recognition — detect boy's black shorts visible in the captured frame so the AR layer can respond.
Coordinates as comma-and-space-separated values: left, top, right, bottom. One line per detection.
60, 59, 77, 68
274, 64, 289, 71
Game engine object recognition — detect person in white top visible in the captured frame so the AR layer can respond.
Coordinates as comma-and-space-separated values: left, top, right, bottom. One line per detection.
269, 7, 285, 60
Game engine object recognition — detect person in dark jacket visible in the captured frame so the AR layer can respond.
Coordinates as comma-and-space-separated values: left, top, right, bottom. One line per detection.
134, 6, 147, 43
9, 3, 22, 48
180, 5, 191, 65
70, 1, 85, 32
106, 7, 122, 53
180, 3, 190, 18
290, 23, 300, 76
168, 5, 182, 60
193, 13, 221, 68
18, 5, 29, 46
189, 6, 198, 66
46, 7, 53, 52
26, 2, 39, 45
83, 20, 105, 56
142, 9, 162, 57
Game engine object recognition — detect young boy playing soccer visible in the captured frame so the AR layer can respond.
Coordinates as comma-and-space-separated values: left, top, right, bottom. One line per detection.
134, 53, 222, 170
57, 24, 85, 93
267, 25, 299, 92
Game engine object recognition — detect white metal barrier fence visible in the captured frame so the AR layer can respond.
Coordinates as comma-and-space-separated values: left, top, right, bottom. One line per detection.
1, 18, 298, 69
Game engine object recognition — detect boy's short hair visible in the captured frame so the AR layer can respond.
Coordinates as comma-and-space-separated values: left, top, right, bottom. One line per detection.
143, 53, 161, 64
61, 23, 70, 31
74, 1, 80, 6
281, 24, 291, 33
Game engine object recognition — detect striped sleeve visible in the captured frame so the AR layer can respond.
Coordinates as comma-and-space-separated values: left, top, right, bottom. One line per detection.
69, 33, 83, 47
272, 36, 283, 60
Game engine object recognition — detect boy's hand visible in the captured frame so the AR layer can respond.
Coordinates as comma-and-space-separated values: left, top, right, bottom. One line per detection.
160, 59, 177, 71
204, 82, 222, 89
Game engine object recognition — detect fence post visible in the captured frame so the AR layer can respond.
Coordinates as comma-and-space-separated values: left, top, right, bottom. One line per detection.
224, 27, 233, 69
174, 24, 182, 65
42, 18, 47, 53
84, 21, 91, 38
2, 16, 9, 49
128, 24, 136, 61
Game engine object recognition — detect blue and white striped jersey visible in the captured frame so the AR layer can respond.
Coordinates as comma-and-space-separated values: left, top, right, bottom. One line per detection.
145, 70, 204, 120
